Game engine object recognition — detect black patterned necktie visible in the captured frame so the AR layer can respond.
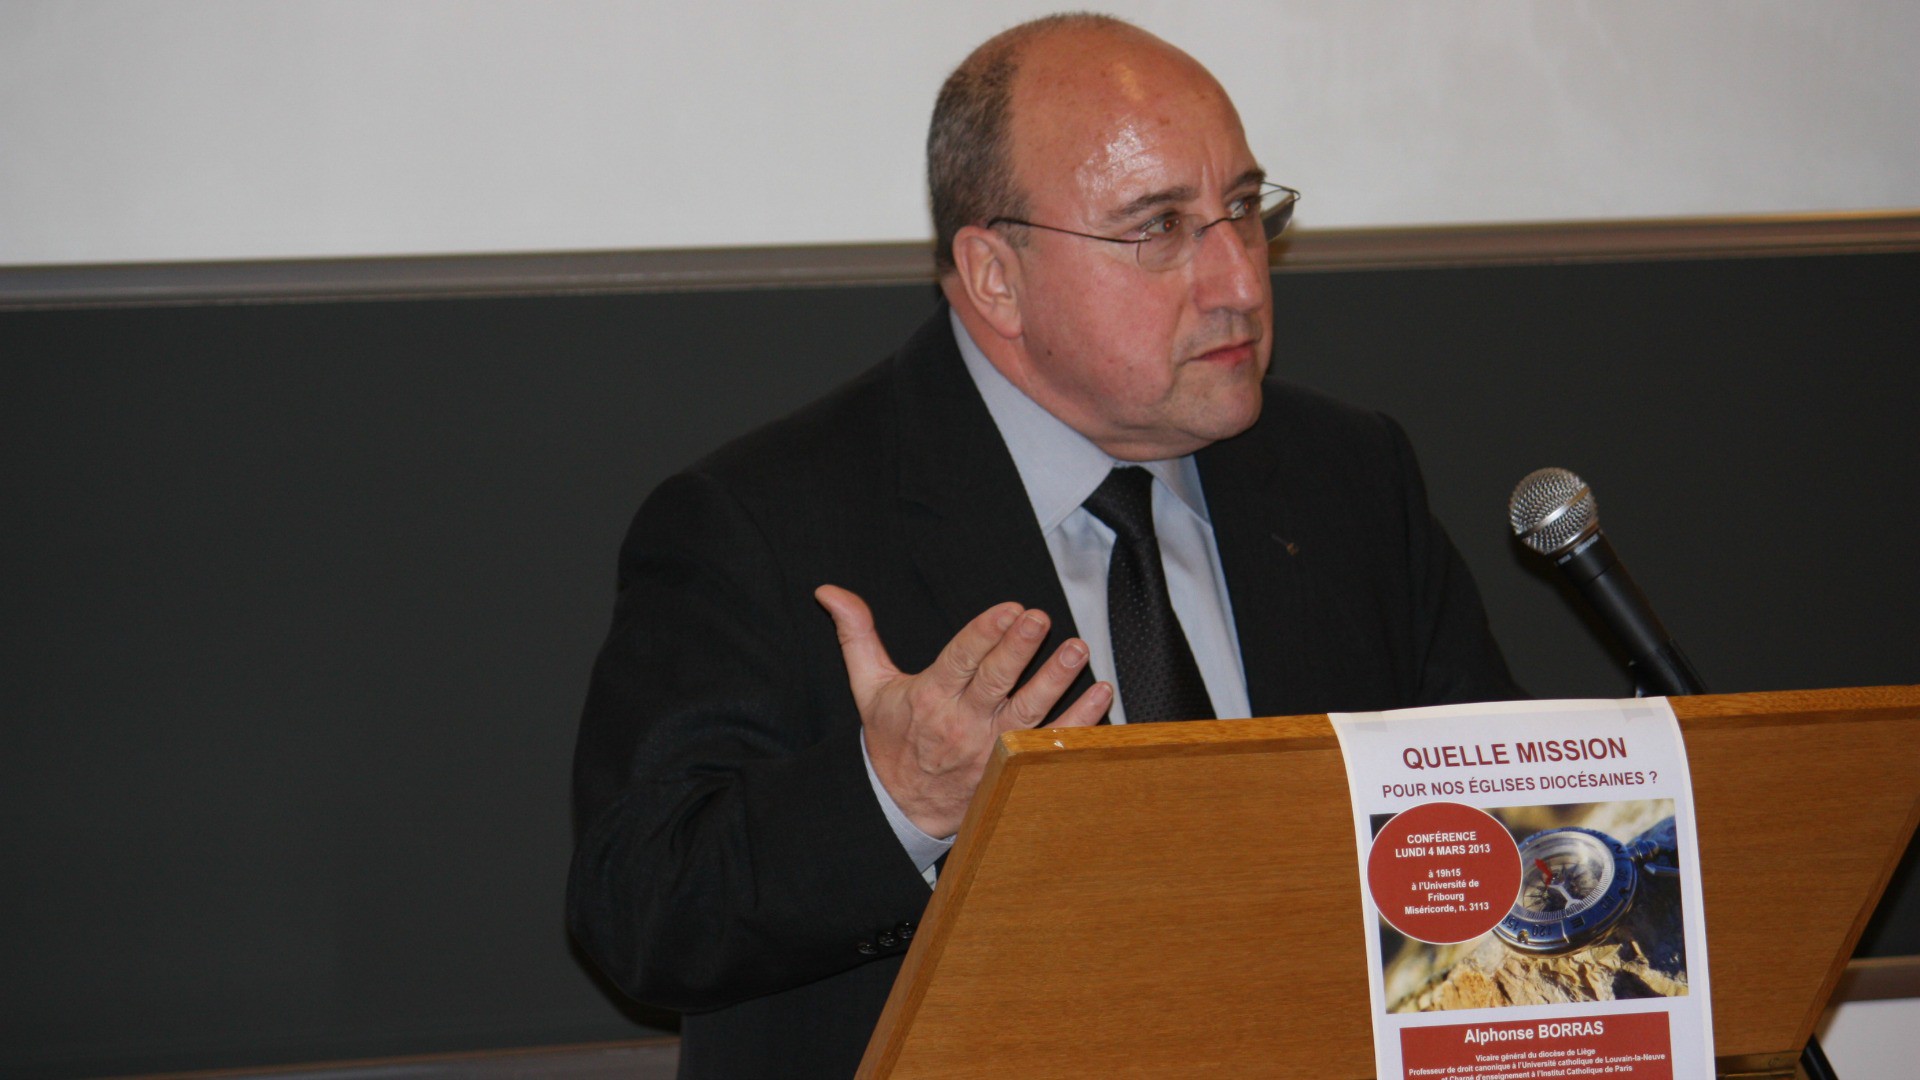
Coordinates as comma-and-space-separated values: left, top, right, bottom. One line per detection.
1082, 466, 1215, 724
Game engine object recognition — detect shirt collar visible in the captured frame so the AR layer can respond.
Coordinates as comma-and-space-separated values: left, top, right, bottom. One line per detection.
950, 307, 1210, 532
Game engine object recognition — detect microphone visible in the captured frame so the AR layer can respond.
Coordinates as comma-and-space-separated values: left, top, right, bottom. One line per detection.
1509, 470, 1844, 1080
1508, 468, 1706, 697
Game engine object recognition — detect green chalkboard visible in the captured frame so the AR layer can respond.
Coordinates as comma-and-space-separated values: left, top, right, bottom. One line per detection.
4, 253, 1915, 1078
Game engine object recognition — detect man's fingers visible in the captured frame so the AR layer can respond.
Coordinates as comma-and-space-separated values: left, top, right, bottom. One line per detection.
814, 585, 899, 692
924, 601, 1025, 695
992, 632, 1083, 728
1041, 679, 1114, 730
963, 609, 1051, 710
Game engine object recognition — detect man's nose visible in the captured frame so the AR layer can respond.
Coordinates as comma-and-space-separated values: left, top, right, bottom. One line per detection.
1189, 224, 1268, 313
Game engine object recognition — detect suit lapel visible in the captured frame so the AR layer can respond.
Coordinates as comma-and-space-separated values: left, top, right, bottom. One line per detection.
887, 309, 1096, 715
1196, 419, 1310, 720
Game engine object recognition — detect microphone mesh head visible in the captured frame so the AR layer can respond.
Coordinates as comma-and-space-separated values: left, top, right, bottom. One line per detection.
1509, 467, 1598, 555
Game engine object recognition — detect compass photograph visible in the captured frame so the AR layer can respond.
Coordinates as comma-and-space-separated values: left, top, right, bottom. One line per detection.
1371, 799, 1689, 1013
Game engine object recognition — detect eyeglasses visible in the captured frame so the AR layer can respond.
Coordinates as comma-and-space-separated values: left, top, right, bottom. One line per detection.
987, 182, 1300, 272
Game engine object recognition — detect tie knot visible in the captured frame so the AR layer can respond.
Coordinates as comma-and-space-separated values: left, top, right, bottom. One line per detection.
1083, 466, 1156, 544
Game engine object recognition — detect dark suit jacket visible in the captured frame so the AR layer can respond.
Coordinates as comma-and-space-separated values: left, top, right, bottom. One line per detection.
568, 305, 1518, 1078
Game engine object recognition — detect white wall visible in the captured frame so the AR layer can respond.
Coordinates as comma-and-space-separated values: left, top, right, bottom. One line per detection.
2, 0, 1916, 266
1821, 997, 1920, 1078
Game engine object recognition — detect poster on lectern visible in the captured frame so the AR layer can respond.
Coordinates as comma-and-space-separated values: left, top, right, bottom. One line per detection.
1329, 699, 1715, 1080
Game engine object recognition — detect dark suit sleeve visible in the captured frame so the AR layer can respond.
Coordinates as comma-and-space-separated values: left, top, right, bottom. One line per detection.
1383, 415, 1526, 705
566, 469, 934, 1012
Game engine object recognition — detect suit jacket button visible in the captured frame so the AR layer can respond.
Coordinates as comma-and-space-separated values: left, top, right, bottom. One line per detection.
857, 941, 878, 956
896, 921, 916, 940
877, 931, 898, 948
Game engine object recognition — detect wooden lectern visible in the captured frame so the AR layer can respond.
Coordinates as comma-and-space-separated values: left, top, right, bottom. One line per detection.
857, 685, 1920, 1079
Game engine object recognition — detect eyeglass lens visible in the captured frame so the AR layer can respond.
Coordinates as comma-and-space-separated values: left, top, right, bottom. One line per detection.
1136, 187, 1296, 271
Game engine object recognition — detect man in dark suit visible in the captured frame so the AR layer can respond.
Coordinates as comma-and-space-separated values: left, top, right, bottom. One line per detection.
569, 14, 1517, 1079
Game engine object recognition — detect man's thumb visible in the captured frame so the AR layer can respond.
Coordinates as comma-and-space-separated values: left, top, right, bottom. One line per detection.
814, 584, 896, 688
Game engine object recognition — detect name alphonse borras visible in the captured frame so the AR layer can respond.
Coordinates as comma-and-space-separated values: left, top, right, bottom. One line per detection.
1464, 1020, 1607, 1046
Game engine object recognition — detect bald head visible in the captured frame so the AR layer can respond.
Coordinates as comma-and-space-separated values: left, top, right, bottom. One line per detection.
1008, 25, 1246, 235
928, 14, 1231, 275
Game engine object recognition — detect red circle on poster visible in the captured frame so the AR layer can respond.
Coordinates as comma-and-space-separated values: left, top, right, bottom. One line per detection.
1367, 802, 1521, 944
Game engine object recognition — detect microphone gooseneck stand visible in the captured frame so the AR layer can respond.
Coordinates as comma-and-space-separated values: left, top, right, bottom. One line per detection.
1508, 468, 1840, 1080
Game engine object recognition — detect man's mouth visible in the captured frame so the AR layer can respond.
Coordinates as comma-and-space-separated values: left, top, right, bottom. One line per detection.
1190, 338, 1258, 366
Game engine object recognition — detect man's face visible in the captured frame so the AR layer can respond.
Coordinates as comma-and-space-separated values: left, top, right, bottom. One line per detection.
1002, 38, 1273, 461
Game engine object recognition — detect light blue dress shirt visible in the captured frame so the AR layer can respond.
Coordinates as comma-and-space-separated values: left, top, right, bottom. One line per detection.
864, 310, 1253, 881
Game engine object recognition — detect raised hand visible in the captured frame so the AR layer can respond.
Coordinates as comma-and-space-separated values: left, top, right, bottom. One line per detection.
815, 585, 1112, 838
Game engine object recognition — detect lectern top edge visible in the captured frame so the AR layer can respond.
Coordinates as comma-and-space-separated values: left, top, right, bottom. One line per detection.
994, 685, 1920, 764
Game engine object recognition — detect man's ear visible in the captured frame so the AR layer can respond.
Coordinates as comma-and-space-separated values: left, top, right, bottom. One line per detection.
949, 225, 1024, 340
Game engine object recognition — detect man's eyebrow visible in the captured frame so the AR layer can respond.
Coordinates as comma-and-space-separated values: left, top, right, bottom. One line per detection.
1103, 185, 1197, 226
1101, 168, 1270, 226
1230, 167, 1269, 193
